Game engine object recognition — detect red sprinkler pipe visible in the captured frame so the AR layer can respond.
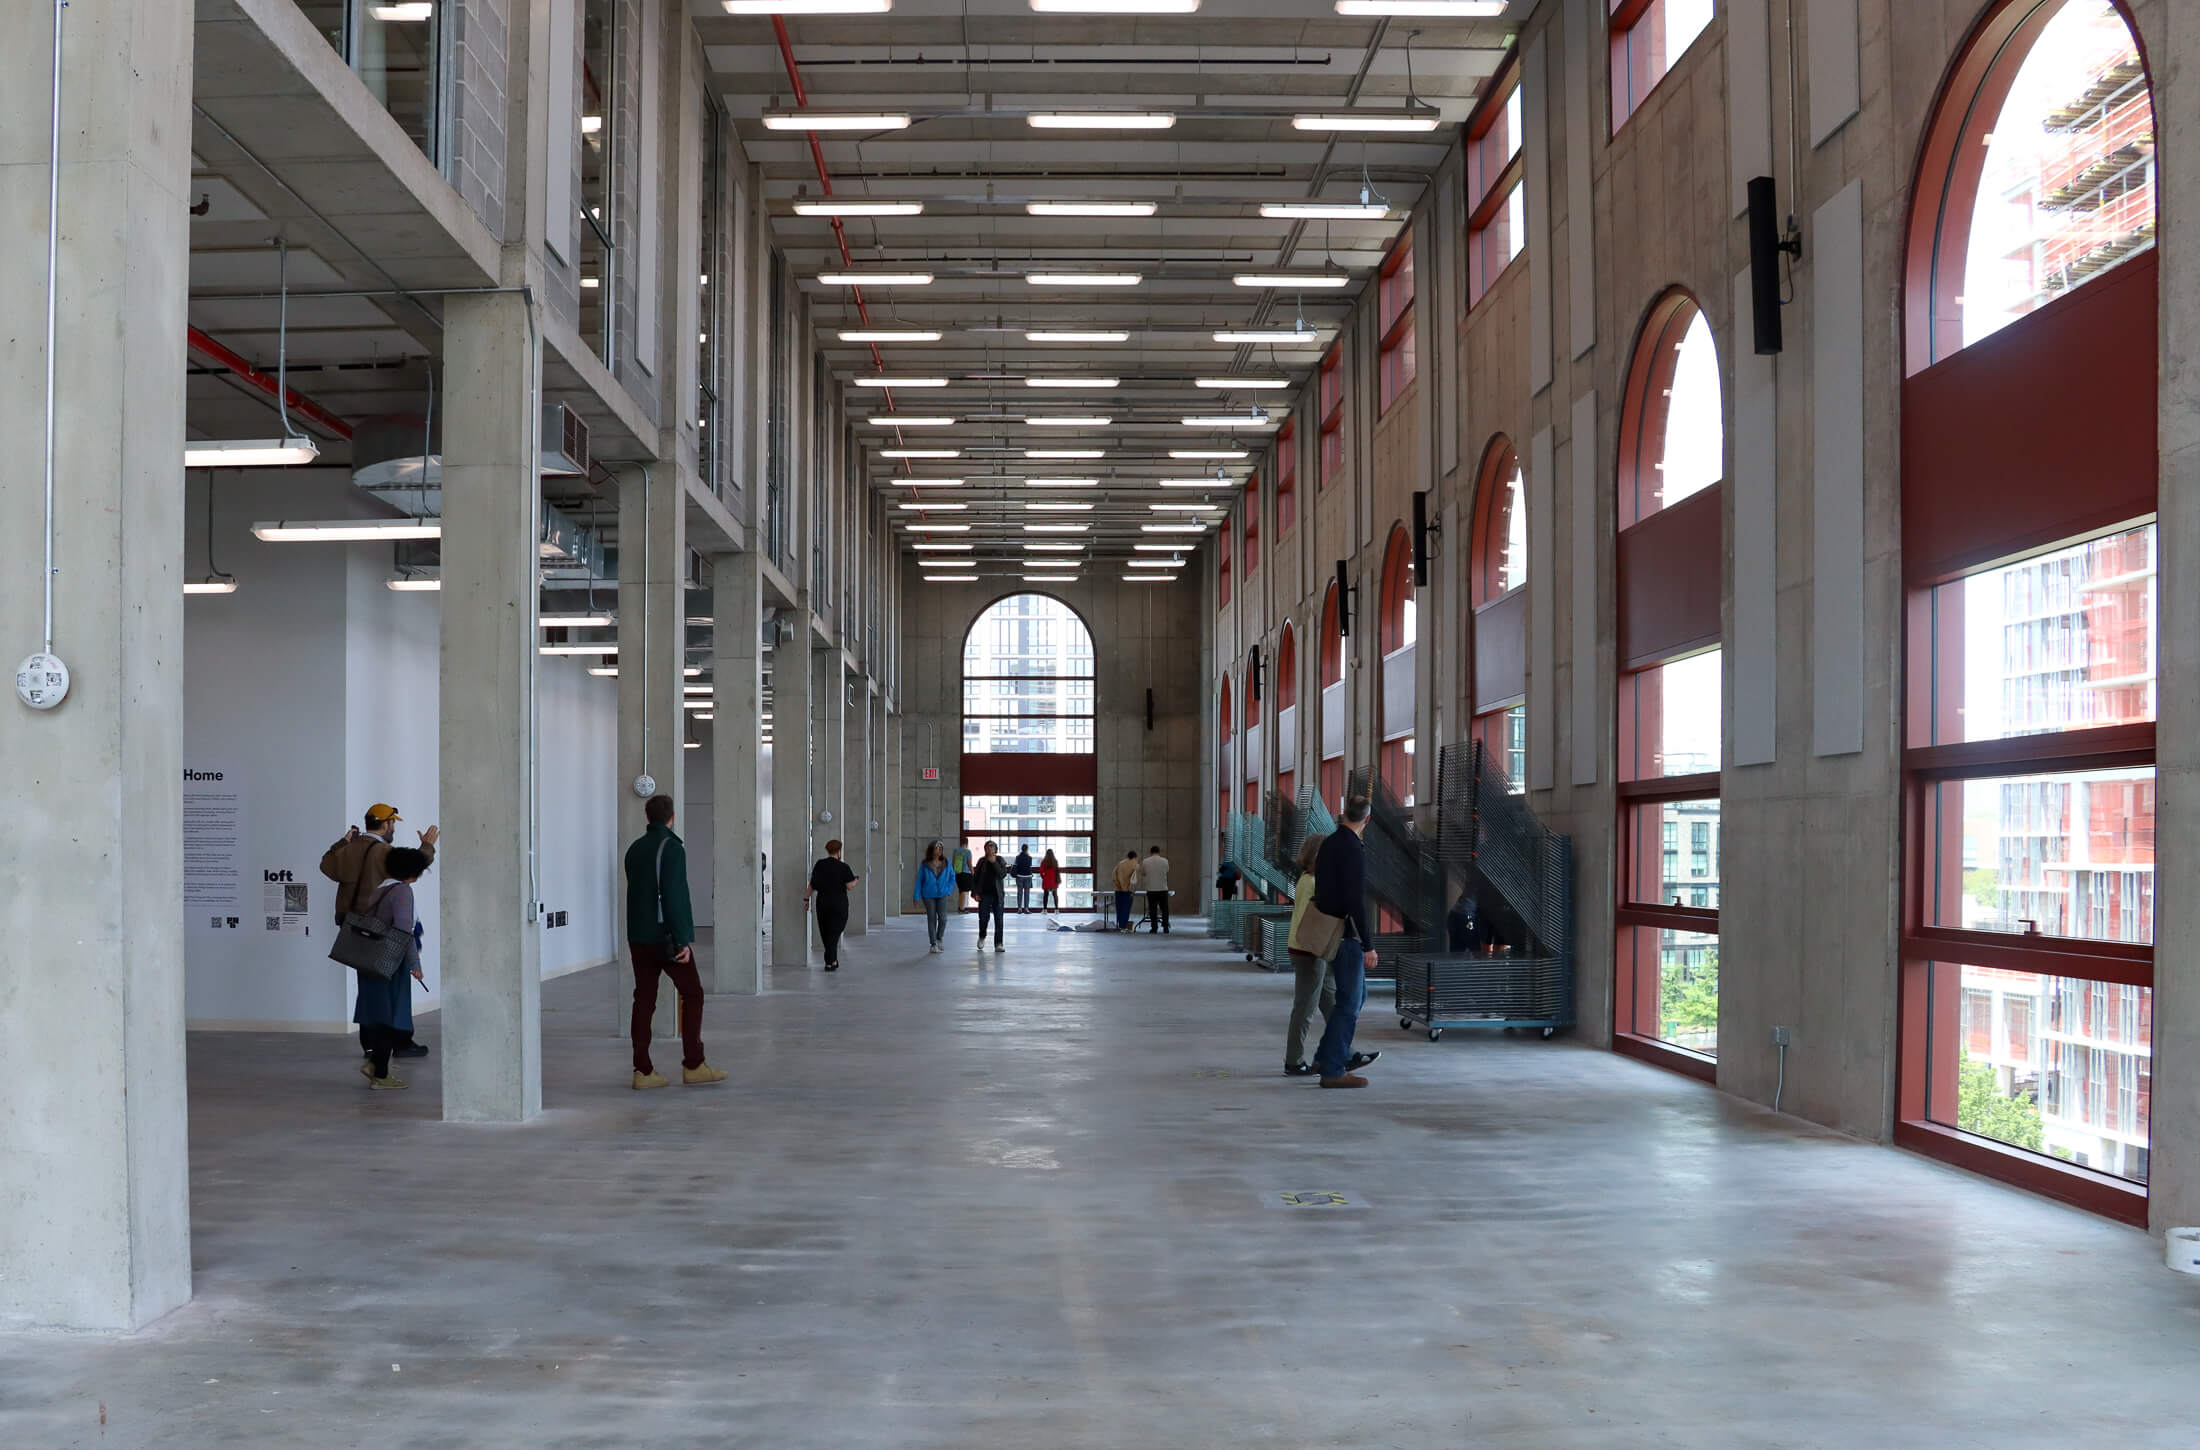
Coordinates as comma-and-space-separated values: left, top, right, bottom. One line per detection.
187, 326, 354, 442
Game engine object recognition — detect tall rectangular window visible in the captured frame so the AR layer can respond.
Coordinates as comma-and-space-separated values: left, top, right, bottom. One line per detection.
300, 3, 445, 167
1276, 419, 1298, 535
1618, 651, 1723, 1061
697, 98, 726, 498
1218, 517, 1233, 609
1242, 476, 1261, 577
1318, 345, 1345, 490
1611, 0, 1715, 130
1466, 64, 1525, 307
1378, 232, 1417, 415
579, 0, 619, 366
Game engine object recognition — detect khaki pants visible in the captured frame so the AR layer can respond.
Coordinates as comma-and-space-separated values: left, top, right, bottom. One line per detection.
1286, 949, 1337, 1066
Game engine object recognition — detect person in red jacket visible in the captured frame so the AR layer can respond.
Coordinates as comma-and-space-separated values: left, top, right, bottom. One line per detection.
1038, 849, 1063, 912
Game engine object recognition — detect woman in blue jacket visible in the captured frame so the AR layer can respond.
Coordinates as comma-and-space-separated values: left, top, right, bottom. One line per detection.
913, 840, 957, 954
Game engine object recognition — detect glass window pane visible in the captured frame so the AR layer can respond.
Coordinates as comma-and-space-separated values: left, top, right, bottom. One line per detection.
1626, 799, 1721, 911
1936, 524, 2156, 743
1655, 310, 1722, 511
357, 5, 441, 162
1627, 650, 1721, 778
1961, 2, 2154, 350
1925, 768, 2155, 943
1925, 964, 2150, 1185
1483, 455, 1526, 599
1622, 923, 1719, 1057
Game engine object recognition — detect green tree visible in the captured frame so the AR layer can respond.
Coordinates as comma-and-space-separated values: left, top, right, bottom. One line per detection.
1661, 952, 1719, 1037
1963, 868, 2000, 912
1956, 1051, 2045, 1152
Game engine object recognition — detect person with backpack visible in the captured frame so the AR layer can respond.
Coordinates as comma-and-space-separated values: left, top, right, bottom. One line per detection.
1038, 849, 1063, 912
913, 841, 956, 953
623, 795, 725, 1090
1011, 845, 1036, 913
352, 848, 431, 1090
321, 803, 438, 1061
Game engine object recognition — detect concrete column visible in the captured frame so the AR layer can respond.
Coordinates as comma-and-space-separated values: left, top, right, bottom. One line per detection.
873, 692, 893, 924
843, 674, 872, 936
0, 0, 193, 1330
439, 291, 543, 1124
616, 463, 686, 1036
770, 613, 813, 965
711, 547, 765, 993
812, 645, 848, 868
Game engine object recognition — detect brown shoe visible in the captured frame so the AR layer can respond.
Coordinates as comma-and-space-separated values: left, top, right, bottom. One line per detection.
1319, 1073, 1369, 1089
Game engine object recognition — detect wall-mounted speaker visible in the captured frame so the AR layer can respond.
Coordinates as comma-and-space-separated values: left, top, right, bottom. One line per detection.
1335, 560, 1352, 637
1249, 643, 1263, 702
1748, 175, 1801, 356
1411, 490, 1432, 587
1145, 687, 1155, 732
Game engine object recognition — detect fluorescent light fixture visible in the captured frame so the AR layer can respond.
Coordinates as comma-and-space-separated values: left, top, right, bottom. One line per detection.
1024, 573, 1081, 583
186, 437, 321, 468
868, 415, 956, 426
922, 574, 980, 582
588, 666, 618, 677
762, 112, 912, 132
890, 477, 966, 486
386, 575, 442, 591
857, 376, 949, 387
903, 523, 972, 533
1233, 272, 1351, 288
1025, 502, 1094, 511
253, 518, 440, 542
1023, 542, 1085, 552
1171, 449, 1248, 459
794, 199, 921, 216
1023, 478, 1098, 488
881, 448, 960, 458
1026, 376, 1119, 388
580, 277, 602, 290
581, 115, 603, 135
1182, 413, 1272, 428
897, 501, 968, 510
184, 580, 239, 595
1031, 0, 1197, 10
684, 667, 703, 677
1024, 523, 1090, 533
695, 713, 715, 722
539, 613, 615, 628
1027, 273, 1142, 287
1142, 523, 1207, 533
730, 0, 894, 13
1026, 201, 1158, 217
1027, 112, 1176, 130
818, 271, 933, 286
1335, 0, 1504, 13
540, 644, 621, 656
1292, 112, 1443, 133
1159, 478, 1229, 487
843, 329, 943, 343
1260, 201, 1393, 219
910, 542, 975, 551
369, 2, 434, 20
1214, 328, 1318, 344
1026, 449, 1106, 459
1134, 544, 1191, 552
685, 685, 714, 696
1150, 502, 1223, 511
1126, 558, 1186, 568
1025, 416, 1111, 427
1027, 331, 1130, 343
1122, 574, 1174, 582
1196, 376, 1291, 389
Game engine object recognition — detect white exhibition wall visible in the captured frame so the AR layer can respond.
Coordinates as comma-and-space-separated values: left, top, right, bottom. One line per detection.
183, 472, 619, 1031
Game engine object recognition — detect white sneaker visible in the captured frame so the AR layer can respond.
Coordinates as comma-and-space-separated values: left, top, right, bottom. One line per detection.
994, 941, 1005, 953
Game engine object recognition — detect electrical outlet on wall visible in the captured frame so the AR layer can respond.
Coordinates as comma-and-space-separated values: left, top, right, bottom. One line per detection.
1771, 1025, 1791, 1046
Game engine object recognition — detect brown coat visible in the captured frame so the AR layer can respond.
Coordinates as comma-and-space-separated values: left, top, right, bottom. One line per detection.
319, 832, 436, 920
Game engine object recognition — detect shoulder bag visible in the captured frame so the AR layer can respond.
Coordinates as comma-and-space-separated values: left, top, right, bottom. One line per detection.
330, 886, 408, 980
1290, 899, 1348, 962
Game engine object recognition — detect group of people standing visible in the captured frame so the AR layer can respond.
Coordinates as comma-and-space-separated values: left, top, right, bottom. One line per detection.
320, 804, 438, 1090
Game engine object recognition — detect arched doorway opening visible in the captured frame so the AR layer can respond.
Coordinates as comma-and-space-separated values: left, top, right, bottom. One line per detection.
961, 593, 1098, 911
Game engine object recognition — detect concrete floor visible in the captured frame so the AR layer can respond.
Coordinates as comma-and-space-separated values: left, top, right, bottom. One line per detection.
5, 915, 2198, 1449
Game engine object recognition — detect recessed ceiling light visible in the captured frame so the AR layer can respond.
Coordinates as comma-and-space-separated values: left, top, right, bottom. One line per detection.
890, 477, 967, 486
1026, 273, 1143, 287
1025, 416, 1111, 427
1026, 331, 1130, 343
1026, 201, 1159, 217
1027, 113, 1176, 130
1291, 112, 1444, 133
1024, 478, 1098, 488
1026, 449, 1106, 459
1171, 449, 1248, 459
1026, 376, 1120, 388
898, 501, 968, 510
1214, 329, 1319, 344
1196, 377, 1292, 389
1026, 502, 1095, 511
843, 329, 943, 342
881, 448, 960, 458
1233, 273, 1351, 289
857, 376, 950, 388
763, 112, 913, 131
1259, 201, 1395, 219
818, 271, 933, 286
1024, 523, 1090, 533
794, 199, 922, 216
869, 415, 956, 426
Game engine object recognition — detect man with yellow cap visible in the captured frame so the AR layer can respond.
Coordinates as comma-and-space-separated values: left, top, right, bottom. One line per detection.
322, 804, 440, 1059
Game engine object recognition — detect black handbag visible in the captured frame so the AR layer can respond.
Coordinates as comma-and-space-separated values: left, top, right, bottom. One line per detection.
329, 887, 407, 980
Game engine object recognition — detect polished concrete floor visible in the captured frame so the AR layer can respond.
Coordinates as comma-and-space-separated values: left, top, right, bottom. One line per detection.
6, 914, 2198, 1448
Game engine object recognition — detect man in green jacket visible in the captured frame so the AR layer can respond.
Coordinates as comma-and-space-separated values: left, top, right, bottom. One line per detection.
623, 794, 726, 1090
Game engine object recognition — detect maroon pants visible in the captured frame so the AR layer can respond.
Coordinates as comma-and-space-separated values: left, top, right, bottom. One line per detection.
629, 942, 706, 1074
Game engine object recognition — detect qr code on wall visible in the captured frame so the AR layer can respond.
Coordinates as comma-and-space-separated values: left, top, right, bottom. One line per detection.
265, 916, 282, 932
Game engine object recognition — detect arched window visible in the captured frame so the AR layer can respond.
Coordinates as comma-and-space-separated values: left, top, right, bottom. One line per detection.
1319, 582, 1346, 809
1471, 437, 1528, 787
1242, 475, 1261, 578
1218, 517, 1234, 609
1614, 289, 1725, 1074
1378, 526, 1417, 804
961, 593, 1098, 909
1276, 624, 1300, 804
1242, 670, 1261, 815
1900, 0, 2156, 1218
1218, 677, 1235, 825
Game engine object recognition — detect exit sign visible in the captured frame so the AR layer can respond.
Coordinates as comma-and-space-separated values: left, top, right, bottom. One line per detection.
922, 767, 940, 781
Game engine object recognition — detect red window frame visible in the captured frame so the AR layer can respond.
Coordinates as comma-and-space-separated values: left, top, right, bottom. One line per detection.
1276, 623, 1297, 713
1465, 54, 1524, 308
1377, 231, 1417, 415
1319, 584, 1345, 807
1242, 474, 1261, 577
1894, 0, 2157, 1225
1378, 525, 1414, 658
1471, 436, 1528, 723
1275, 418, 1298, 535
1218, 680, 1234, 822
1470, 435, 1525, 609
1217, 517, 1233, 608
1610, 0, 1713, 132
1318, 343, 1345, 490
1612, 288, 1725, 1083
1320, 582, 1342, 688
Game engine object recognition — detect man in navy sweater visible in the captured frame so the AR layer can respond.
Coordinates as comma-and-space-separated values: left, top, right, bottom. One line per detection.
1311, 795, 1383, 1089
